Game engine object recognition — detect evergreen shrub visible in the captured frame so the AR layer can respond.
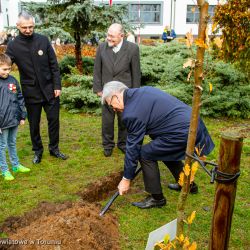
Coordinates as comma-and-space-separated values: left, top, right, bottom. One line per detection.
82, 57, 95, 75
140, 42, 190, 85
60, 74, 101, 113
59, 55, 94, 76
59, 55, 76, 75
64, 75, 93, 88
61, 86, 100, 114
60, 41, 249, 118
140, 42, 249, 118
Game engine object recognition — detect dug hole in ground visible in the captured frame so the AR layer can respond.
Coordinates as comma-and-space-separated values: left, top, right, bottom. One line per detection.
0, 172, 123, 250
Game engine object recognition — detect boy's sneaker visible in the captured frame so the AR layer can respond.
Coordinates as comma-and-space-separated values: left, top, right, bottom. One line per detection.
12, 164, 31, 173
2, 171, 15, 181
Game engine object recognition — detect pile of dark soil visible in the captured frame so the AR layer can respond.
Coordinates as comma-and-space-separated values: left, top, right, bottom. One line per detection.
6, 203, 119, 250
0, 172, 123, 250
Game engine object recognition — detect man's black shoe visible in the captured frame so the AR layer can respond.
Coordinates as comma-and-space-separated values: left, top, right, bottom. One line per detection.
50, 150, 69, 160
168, 183, 198, 194
132, 196, 166, 209
118, 147, 126, 154
103, 148, 113, 157
33, 153, 42, 164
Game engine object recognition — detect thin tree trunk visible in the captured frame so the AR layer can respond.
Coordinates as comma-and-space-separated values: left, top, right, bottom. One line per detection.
74, 31, 83, 73
176, 0, 209, 235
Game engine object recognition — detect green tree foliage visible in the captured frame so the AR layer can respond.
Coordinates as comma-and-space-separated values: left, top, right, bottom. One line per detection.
59, 55, 94, 76
140, 42, 250, 118
59, 62, 99, 113
36, 27, 74, 43
213, 0, 250, 74
60, 75, 100, 114
59, 42, 249, 118
24, 0, 130, 72
140, 42, 249, 118
140, 42, 191, 85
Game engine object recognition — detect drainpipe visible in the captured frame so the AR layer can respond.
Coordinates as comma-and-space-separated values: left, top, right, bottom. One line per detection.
138, 0, 141, 44
170, 0, 173, 29
173, 0, 176, 30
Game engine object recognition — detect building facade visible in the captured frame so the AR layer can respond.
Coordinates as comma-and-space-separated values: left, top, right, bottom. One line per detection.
0, 0, 20, 31
0, 0, 219, 37
97, 0, 219, 38
0, 0, 46, 31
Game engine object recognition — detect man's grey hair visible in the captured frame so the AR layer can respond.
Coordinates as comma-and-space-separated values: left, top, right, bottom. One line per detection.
17, 11, 35, 24
109, 23, 124, 35
102, 81, 128, 104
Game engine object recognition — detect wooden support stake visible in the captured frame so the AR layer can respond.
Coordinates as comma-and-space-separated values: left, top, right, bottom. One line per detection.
209, 132, 243, 250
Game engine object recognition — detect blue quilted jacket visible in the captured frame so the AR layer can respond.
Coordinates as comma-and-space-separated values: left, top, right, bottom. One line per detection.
0, 75, 26, 131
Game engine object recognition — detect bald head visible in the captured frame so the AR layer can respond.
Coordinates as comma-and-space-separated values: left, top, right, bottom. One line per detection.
107, 23, 124, 47
109, 23, 124, 34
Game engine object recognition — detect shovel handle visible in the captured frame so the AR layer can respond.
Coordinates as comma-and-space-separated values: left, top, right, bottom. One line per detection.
99, 166, 142, 217
99, 191, 119, 216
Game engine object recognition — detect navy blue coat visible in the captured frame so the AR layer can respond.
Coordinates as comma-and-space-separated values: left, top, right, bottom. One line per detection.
0, 75, 26, 131
122, 87, 215, 179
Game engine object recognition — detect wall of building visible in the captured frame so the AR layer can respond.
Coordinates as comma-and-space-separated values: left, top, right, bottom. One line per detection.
0, 0, 46, 31
1, 0, 219, 37
100, 0, 219, 38
0, 0, 20, 31
174, 0, 218, 36
127, 0, 169, 38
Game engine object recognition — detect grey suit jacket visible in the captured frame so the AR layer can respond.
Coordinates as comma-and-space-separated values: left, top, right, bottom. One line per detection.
93, 40, 141, 93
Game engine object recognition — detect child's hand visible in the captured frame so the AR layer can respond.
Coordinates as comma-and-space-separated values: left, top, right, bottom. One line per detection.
20, 120, 25, 125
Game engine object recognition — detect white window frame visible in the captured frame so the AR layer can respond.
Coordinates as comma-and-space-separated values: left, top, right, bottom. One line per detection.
128, 2, 163, 25
186, 5, 216, 24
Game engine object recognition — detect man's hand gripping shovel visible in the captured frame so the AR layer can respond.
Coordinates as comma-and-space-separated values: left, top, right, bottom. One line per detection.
99, 166, 142, 216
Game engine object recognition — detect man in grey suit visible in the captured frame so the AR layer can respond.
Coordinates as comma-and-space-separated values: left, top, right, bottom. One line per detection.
93, 23, 141, 157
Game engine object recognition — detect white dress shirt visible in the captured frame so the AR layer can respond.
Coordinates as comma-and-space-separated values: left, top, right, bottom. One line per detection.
113, 39, 123, 53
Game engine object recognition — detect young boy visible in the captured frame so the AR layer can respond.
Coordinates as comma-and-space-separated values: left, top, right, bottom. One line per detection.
0, 53, 30, 181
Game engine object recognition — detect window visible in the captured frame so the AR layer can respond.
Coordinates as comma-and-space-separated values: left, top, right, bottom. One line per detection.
186, 5, 216, 23
129, 4, 161, 24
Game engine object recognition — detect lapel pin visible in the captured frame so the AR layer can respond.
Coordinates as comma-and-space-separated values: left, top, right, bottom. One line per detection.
38, 50, 43, 56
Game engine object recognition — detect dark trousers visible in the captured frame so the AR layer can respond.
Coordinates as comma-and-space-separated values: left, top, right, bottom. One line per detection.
25, 98, 60, 154
140, 158, 184, 194
102, 104, 127, 149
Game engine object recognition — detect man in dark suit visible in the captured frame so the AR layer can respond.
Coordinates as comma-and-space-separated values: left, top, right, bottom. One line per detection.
6, 11, 68, 164
93, 23, 141, 157
102, 81, 215, 209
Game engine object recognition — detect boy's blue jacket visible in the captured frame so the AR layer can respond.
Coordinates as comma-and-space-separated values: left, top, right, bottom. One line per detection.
0, 75, 26, 130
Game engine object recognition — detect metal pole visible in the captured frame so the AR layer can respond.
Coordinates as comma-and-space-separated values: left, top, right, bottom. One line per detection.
173, 0, 176, 30
138, 0, 141, 44
170, 0, 173, 29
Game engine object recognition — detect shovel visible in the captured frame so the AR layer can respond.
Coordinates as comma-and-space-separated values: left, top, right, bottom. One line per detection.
99, 166, 142, 216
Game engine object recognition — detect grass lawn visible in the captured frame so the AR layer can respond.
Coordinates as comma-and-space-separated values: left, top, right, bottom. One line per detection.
0, 110, 249, 249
